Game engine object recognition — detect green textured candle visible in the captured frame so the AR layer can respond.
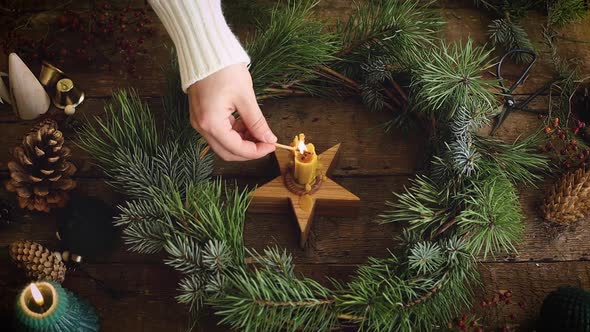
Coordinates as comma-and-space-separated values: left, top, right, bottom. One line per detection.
14, 281, 100, 332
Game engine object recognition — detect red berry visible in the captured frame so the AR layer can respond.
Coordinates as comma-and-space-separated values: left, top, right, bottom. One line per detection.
578, 154, 584, 160
470, 321, 476, 327
574, 127, 580, 135
545, 127, 552, 133
559, 133, 566, 140
565, 162, 571, 168
505, 291, 512, 298
557, 129, 563, 135
561, 149, 568, 155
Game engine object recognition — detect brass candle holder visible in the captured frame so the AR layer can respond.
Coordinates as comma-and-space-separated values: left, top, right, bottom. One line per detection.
39, 62, 85, 110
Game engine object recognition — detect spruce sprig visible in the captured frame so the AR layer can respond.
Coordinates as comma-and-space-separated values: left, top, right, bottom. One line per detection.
337, 237, 478, 332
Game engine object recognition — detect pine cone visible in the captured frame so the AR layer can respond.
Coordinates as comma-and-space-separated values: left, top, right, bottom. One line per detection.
9, 240, 66, 283
5, 119, 77, 212
542, 168, 590, 225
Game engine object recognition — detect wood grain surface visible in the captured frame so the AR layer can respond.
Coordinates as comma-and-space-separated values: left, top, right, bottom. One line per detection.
1, 1, 590, 331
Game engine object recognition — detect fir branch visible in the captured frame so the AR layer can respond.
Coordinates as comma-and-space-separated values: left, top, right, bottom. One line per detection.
212, 264, 338, 332
77, 90, 159, 169
489, 19, 535, 63
150, 179, 249, 262
115, 200, 171, 254
408, 241, 444, 275
337, 238, 478, 332
445, 106, 482, 177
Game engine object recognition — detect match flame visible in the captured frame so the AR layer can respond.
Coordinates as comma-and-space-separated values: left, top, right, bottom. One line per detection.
30, 283, 44, 306
298, 139, 307, 154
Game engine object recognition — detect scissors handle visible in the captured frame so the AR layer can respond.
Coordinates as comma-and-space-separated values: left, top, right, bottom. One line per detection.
497, 49, 537, 95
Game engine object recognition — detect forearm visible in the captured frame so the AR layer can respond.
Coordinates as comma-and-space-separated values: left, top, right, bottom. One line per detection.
148, 0, 250, 92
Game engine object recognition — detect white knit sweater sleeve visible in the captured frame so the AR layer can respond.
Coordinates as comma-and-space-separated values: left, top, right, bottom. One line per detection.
148, 0, 250, 92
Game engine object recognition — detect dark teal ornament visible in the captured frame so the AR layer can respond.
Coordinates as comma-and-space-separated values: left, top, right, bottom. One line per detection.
56, 195, 116, 260
537, 287, 590, 332
14, 281, 99, 331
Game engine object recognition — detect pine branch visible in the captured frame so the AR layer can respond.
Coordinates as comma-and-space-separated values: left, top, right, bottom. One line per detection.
547, 0, 588, 28
413, 38, 498, 120
246, 0, 339, 98
489, 19, 535, 63
212, 261, 338, 332
337, 237, 478, 332
474, 133, 550, 185
335, 0, 443, 79
458, 173, 525, 258
381, 175, 456, 237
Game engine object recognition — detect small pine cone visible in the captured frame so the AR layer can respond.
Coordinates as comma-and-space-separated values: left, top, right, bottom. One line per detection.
542, 168, 590, 225
5, 119, 77, 212
9, 240, 66, 283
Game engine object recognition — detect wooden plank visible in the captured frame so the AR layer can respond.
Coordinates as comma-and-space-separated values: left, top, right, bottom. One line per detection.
2, 259, 589, 332
0, 96, 430, 177
2, 8, 588, 99
3, 175, 590, 265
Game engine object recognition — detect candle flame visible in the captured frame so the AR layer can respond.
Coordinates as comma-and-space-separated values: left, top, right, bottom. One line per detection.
30, 283, 44, 306
298, 140, 307, 154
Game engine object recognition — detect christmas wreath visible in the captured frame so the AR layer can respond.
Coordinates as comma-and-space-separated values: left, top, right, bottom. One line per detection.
76, 1, 572, 331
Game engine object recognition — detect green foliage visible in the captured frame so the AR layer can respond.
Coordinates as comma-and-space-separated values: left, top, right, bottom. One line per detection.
78, 3, 553, 332
458, 173, 524, 258
246, 0, 338, 97
413, 38, 497, 119
474, 134, 550, 185
212, 249, 338, 332
337, 237, 478, 332
489, 19, 535, 63
475, 0, 588, 63
336, 0, 443, 78
548, 0, 588, 27
382, 175, 454, 237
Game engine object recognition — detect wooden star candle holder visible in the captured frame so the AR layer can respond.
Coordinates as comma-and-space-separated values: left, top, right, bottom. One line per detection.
250, 137, 360, 248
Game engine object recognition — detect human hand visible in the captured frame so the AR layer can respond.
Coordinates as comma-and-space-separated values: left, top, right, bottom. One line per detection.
188, 63, 277, 161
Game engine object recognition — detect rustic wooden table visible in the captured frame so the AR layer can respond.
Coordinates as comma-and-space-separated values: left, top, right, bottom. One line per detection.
1, 1, 590, 331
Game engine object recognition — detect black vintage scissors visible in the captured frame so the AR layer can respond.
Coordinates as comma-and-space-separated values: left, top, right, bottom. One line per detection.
490, 49, 556, 136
